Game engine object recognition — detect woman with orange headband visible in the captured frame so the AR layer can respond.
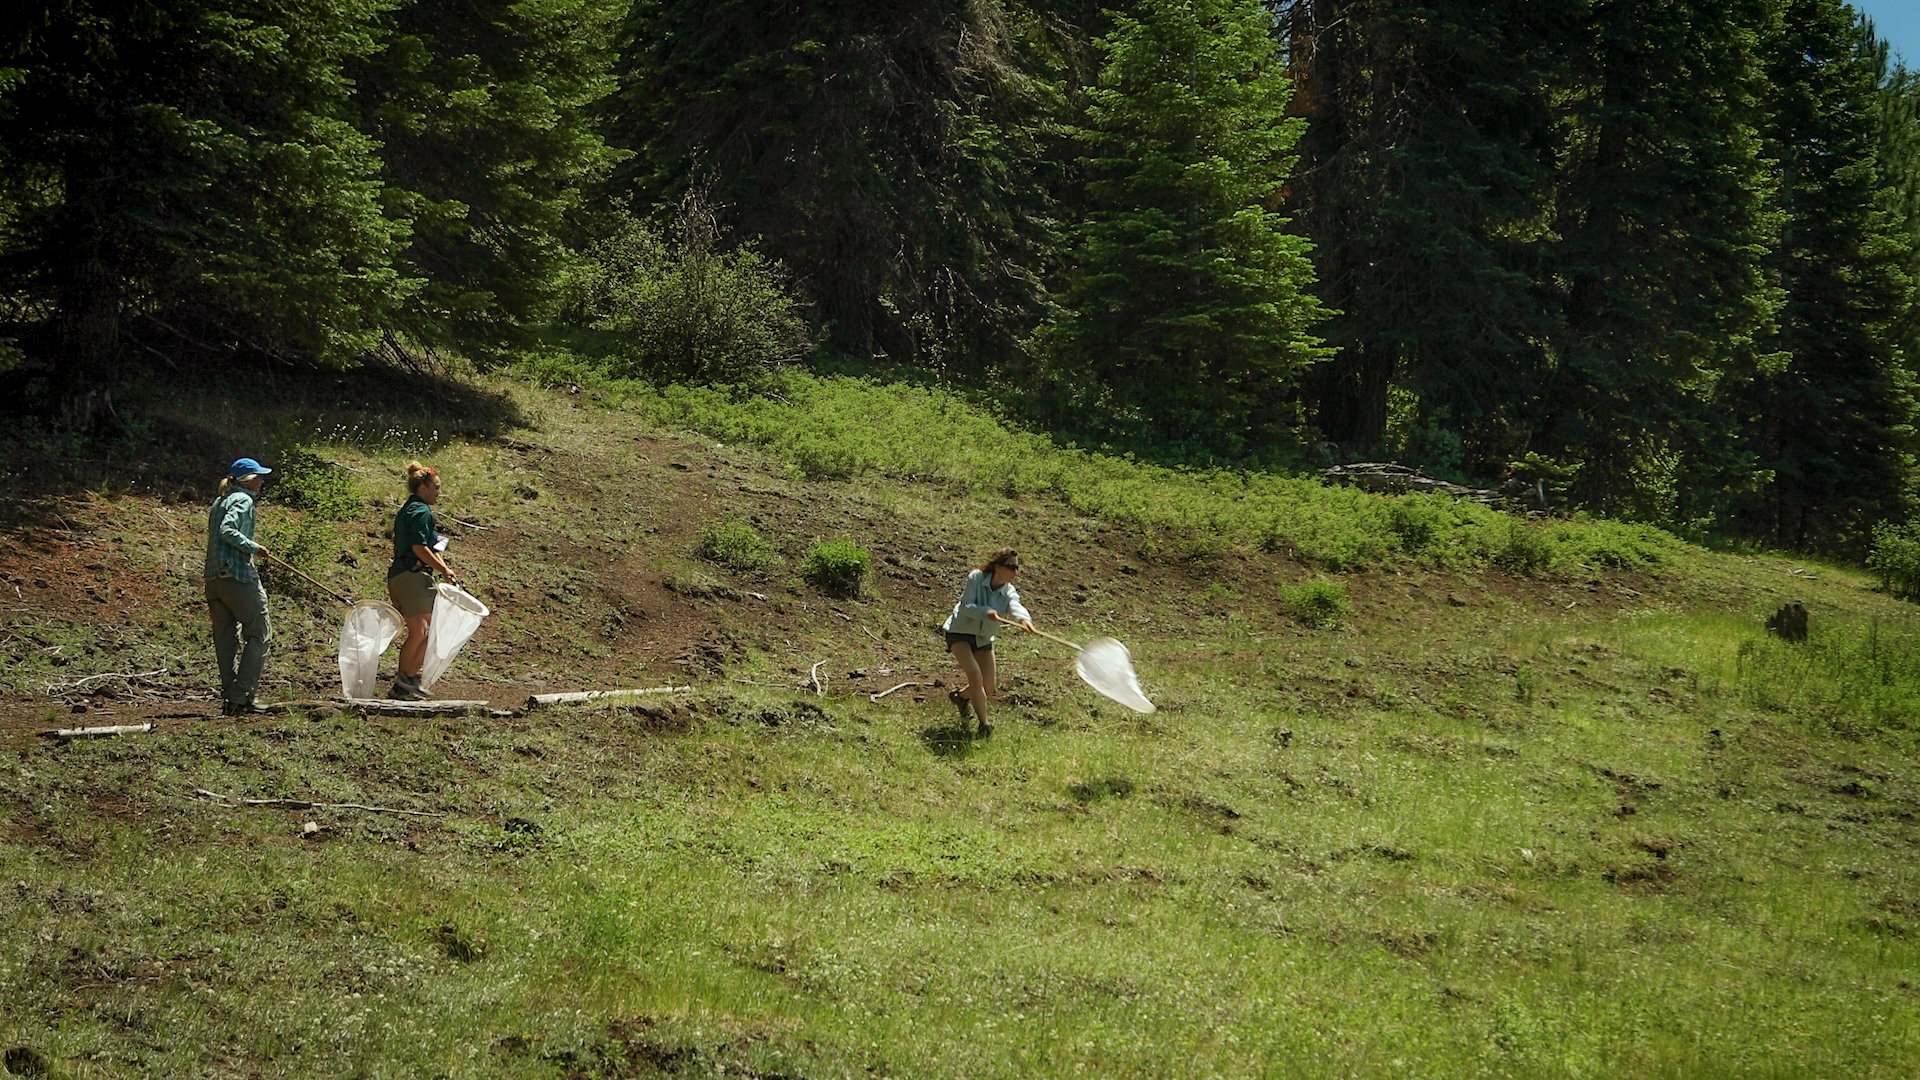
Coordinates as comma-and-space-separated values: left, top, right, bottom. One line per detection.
385, 461, 458, 699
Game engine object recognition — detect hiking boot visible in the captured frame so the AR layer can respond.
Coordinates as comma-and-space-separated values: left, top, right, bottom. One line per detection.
223, 700, 270, 716
389, 675, 427, 701
948, 687, 972, 721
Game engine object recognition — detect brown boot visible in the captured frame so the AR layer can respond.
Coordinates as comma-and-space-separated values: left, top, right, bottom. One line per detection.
949, 687, 973, 722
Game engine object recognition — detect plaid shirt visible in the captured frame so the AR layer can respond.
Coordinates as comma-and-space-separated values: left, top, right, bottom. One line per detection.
204, 487, 263, 582
941, 569, 1031, 643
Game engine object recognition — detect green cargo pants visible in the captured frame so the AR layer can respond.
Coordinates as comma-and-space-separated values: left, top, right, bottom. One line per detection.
206, 576, 272, 708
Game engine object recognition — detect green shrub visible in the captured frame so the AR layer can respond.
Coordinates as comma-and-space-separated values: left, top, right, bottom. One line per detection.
257, 516, 338, 602
1551, 518, 1678, 570
1867, 521, 1920, 600
803, 538, 871, 599
1514, 664, 1538, 705
789, 438, 861, 482
271, 447, 357, 522
1495, 521, 1555, 576
666, 564, 740, 601
1282, 579, 1350, 630
696, 516, 782, 573
1386, 494, 1457, 556
560, 195, 815, 388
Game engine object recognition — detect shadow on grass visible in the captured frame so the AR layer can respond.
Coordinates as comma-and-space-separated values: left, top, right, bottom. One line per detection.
0, 359, 529, 540
918, 720, 982, 758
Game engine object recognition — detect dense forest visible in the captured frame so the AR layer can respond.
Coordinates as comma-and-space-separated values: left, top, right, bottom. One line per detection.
5, 0, 1920, 556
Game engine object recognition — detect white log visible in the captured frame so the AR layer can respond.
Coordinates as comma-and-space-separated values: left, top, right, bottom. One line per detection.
524, 686, 692, 709
344, 698, 493, 714
40, 723, 154, 739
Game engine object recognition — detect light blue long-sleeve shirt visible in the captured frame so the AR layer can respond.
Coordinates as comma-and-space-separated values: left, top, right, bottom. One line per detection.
942, 568, 1030, 643
204, 487, 263, 582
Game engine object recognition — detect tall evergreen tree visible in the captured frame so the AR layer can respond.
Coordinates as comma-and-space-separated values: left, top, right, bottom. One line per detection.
1866, 22, 1920, 389
1279, 0, 1568, 473
349, 0, 619, 363
607, 0, 1059, 369
1041, 0, 1331, 460
1545, 0, 1784, 520
1730, 0, 1915, 550
0, 0, 412, 423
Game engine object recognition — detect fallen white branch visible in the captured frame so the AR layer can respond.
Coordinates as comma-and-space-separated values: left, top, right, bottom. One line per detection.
525, 685, 692, 709
344, 697, 493, 715
44, 667, 168, 694
192, 786, 445, 818
868, 681, 922, 702
40, 723, 154, 739
809, 661, 826, 696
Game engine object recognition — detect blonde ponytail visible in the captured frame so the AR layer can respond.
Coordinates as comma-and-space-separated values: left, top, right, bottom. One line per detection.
405, 460, 437, 493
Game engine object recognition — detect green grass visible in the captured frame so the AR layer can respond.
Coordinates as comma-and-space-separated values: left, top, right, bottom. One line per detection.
7, 618, 1918, 1076
3, 363, 1919, 1076
517, 352, 1682, 576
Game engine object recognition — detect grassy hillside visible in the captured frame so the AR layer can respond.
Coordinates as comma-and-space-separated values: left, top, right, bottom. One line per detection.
2, 362, 1917, 1077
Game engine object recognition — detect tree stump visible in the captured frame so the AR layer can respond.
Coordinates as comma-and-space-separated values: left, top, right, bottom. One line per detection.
1766, 602, 1808, 643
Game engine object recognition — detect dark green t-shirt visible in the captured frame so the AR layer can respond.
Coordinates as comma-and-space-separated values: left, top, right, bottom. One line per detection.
388, 496, 437, 579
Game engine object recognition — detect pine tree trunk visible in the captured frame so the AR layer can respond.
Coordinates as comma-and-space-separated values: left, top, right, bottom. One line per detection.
1310, 344, 1390, 451
54, 241, 122, 432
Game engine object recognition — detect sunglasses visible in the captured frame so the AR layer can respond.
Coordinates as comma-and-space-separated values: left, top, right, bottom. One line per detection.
999, 562, 1021, 571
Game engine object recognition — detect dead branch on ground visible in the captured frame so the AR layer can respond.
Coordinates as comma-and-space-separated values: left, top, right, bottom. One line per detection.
191, 787, 446, 818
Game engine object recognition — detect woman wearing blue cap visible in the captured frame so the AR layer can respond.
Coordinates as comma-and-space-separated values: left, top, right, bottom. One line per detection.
204, 457, 275, 715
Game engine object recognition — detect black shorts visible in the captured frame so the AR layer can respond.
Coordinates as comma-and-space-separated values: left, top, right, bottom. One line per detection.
944, 631, 992, 653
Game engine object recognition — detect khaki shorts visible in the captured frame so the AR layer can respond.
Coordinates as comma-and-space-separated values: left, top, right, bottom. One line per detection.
387, 570, 436, 619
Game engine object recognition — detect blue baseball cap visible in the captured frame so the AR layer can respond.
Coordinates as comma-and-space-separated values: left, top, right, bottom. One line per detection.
229, 457, 273, 480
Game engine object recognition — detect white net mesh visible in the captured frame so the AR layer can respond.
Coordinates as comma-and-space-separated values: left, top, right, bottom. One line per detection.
1073, 637, 1155, 713
337, 601, 404, 700
419, 584, 489, 692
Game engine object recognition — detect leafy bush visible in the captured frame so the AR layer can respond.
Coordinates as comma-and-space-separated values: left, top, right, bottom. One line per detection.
560, 194, 815, 388
1386, 494, 1459, 557
666, 564, 740, 601
1550, 518, 1677, 570
1495, 521, 1555, 576
696, 516, 782, 573
257, 516, 338, 602
1282, 580, 1350, 630
271, 446, 358, 521
1867, 521, 1920, 600
803, 538, 871, 599
789, 438, 860, 482
1514, 664, 1538, 705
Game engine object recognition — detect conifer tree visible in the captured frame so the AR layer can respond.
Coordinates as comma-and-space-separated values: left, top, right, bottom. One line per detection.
1867, 25, 1920, 391
607, 0, 1056, 368
1279, 0, 1569, 473
349, 0, 619, 363
1041, 0, 1331, 460
1545, 0, 1784, 520
1731, 0, 1916, 550
0, 0, 411, 423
